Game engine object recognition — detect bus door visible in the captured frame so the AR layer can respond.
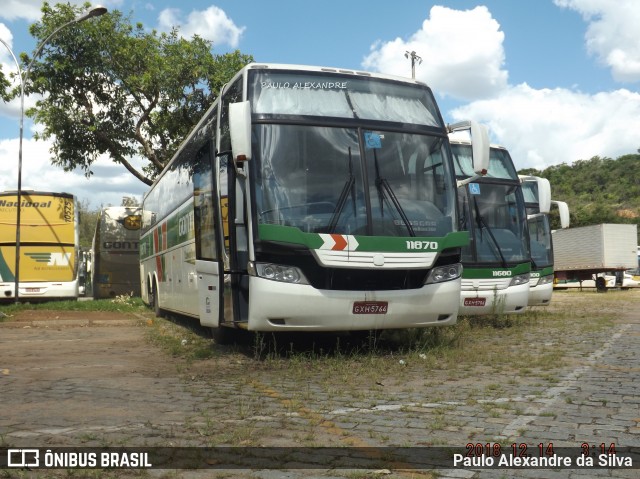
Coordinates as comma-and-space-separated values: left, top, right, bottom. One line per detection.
218, 153, 250, 326
218, 82, 251, 327
194, 140, 223, 327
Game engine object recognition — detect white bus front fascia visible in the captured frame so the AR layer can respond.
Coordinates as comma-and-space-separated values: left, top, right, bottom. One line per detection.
528, 281, 553, 306
246, 276, 461, 331
459, 280, 529, 315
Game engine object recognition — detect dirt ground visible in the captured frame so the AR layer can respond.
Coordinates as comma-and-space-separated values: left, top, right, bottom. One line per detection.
1, 290, 639, 478
6, 309, 141, 322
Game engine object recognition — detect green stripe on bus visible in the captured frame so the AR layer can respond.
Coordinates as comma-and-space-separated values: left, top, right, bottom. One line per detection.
139, 202, 195, 259
0, 249, 14, 281
532, 266, 554, 276
258, 224, 469, 253
462, 262, 531, 279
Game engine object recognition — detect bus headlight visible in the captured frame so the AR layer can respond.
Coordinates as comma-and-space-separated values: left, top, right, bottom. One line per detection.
249, 262, 309, 285
537, 274, 554, 285
425, 263, 462, 284
509, 273, 530, 287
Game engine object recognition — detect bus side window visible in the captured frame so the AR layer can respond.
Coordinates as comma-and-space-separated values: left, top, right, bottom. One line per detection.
194, 141, 217, 261
219, 78, 243, 153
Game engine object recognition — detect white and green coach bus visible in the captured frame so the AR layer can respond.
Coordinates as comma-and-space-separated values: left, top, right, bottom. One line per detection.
140, 63, 489, 339
449, 141, 531, 315
520, 175, 569, 306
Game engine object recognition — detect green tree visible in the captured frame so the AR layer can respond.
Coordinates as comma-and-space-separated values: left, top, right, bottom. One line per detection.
0, 69, 11, 102
19, 2, 252, 186
77, 198, 100, 249
518, 153, 640, 242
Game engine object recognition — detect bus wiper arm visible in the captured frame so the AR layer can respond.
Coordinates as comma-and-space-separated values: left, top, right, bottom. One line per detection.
374, 151, 416, 237
472, 197, 507, 267
328, 147, 356, 233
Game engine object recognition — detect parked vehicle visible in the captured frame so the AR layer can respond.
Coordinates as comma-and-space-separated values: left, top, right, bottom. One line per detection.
553, 223, 638, 291
0, 190, 80, 301
520, 175, 570, 305
91, 206, 142, 298
139, 62, 490, 340
449, 140, 530, 315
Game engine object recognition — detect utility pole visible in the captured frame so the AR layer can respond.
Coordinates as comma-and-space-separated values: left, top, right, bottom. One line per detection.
404, 50, 422, 79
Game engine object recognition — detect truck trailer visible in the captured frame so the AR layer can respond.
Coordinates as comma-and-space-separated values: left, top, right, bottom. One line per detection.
553, 223, 638, 291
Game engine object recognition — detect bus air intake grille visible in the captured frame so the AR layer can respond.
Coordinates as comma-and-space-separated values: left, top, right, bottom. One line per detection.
312, 250, 436, 269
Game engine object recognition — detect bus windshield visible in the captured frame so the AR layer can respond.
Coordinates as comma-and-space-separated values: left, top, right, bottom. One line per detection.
251, 70, 441, 126
253, 124, 455, 237
528, 213, 553, 268
459, 183, 529, 264
453, 144, 518, 180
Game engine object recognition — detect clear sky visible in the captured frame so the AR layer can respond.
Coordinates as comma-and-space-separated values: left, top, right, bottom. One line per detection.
1, 0, 639, 208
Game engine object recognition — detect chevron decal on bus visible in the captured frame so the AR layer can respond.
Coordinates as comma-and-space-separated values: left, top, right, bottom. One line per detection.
318, 234, 359, 251
24, 252, 71, 266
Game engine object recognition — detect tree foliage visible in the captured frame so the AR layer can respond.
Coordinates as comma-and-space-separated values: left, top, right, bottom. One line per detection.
518, 154, 640, 241
0, 68, 11, 102
77, 198, 99, 249
20, 2, 253, 185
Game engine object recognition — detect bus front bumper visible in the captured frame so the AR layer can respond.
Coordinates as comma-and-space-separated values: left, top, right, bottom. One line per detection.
458, 282, 529, 316
528, 282, 553, 306
246, 276, 462, 331
0, 281, 78, 300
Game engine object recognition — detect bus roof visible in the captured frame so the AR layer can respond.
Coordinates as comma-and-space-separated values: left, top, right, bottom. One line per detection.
243, 62, 428, 86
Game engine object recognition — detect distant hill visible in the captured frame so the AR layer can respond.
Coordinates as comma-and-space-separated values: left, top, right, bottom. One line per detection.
518, 154, 640, 242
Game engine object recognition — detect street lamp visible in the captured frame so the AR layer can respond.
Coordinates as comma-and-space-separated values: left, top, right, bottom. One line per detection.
404, 50, 422, 79
11, 5, 107, 303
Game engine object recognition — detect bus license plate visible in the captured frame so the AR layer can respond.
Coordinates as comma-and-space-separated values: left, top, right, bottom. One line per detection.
464, 297, 486, 307
26, 288, 40, 293
353, 301, 388, 314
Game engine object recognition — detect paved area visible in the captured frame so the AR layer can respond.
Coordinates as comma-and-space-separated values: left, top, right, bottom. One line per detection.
0, 290, 638, 478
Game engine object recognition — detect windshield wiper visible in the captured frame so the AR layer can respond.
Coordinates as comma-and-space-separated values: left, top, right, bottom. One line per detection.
373, 150, 416, 237
472, 196, 507, 267
327, 147, 357, 233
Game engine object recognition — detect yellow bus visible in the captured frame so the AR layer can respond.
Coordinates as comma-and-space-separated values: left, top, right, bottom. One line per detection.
0, 190, 80, 301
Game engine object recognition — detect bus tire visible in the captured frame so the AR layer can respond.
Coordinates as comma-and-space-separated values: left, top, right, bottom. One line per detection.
152, 281, 163, 317
595, 277, 607, 292
210, 326, 231, 345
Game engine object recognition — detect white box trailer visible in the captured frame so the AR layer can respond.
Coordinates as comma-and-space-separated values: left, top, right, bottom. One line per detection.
553, 223, 638, 291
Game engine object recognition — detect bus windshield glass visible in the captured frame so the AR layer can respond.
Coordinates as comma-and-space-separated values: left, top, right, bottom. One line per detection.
250, 70, 441, 127
459, 183, 529, 264
521, 180, 539, 204
452, 144, 519, 180
528, 213, 553, 268
253, 124, 455, 237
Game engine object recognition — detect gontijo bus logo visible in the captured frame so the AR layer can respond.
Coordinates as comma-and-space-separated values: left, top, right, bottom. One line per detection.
119, 215, 141, 231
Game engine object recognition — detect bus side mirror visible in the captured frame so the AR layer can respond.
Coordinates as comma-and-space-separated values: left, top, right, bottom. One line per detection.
553, 200, 570, 228
229, 101, 252, 162
448, 120, 490, 175
536, 177, 551, 214
469, 121, 489, 175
